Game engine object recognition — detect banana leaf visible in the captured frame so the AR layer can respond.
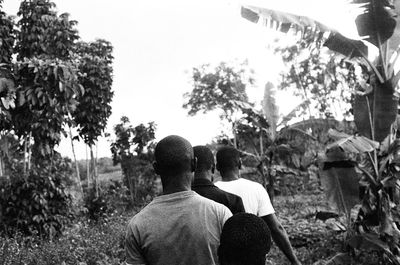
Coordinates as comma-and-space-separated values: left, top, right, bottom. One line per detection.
278, 99, 310, 127
389, 0, 400, 52
320, 148, 360, 215
320, 165, 360, 215
353, 0, 397, 48
241, 6, 369, 59
324, 32, 368, 58
327, 128, 379, 153
353, 81, 398, 142
262, 82, 279, 140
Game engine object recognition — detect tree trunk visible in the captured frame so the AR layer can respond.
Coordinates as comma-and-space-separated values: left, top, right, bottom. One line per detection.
267, 152, 275, 205
123, 155, 136, 203
86, 145, 90, 188
90, 146, 98, 197
95, 143, 99, 196
0, 134, 4, 177
0, 156, 3, 178
232, 121, 237, 148
23, 135, 27, 177
69, 127, 83, 194
27, 132, 32, 171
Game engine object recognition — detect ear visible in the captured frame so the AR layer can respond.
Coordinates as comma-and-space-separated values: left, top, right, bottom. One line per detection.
238, 159, 242, 170
153, 162, 160, 175
191, 157, 197, 172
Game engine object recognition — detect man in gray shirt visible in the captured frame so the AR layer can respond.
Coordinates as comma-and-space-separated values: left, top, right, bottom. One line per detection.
125, 135, 231, 265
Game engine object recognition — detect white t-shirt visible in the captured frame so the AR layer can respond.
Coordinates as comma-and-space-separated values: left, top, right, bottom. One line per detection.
125, 191, 232, 265
215, 178, 275, 217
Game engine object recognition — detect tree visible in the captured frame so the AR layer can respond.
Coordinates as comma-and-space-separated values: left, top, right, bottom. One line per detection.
110, 117, 157, 202
5, 0, 81, 165
0, 0, 16, 177
275, 29, 358, 119
183, 60, 255, 147
73, 39, 114, 194
241, 1, 400, 263
235, 82, 329, 203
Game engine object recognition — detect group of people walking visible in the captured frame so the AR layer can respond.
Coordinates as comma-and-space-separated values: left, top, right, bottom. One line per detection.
125, 135, 301, 265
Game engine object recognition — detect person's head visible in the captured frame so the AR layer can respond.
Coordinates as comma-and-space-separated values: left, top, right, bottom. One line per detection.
216, 146, 241, 176
153, 135, 195, 187
193, 145, 215, 179
218, 213, 272, 265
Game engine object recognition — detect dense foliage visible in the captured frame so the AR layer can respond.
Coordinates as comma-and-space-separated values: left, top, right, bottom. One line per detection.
0, 0, 114, 240
74, 39, 114, 147
242, 0, 400, 263
275, 29, 358, 119
110, 116, 158, 202
0, 155, 74, 238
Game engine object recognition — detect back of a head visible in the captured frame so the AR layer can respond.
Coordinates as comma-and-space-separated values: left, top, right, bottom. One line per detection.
154, 135, 194, 176
218, 213, 271, 265
193, 145, 214, 174
216, 146, 240, 173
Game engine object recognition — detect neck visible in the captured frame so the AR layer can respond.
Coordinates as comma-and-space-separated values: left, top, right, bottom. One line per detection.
194, 171, 212, 181
220, 170, 239, 181
161, 173, 192, 195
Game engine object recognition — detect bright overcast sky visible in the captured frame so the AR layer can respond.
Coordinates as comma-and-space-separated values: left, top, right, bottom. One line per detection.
3, 0, 357, 159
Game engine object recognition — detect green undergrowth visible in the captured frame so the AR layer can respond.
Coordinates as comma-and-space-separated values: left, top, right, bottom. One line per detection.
0, 214, 133, 265
0, 192, 383, 265
268, 193, 383, 265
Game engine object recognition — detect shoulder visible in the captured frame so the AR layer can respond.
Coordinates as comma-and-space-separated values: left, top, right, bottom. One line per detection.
127, 202, 156, 228
222, 189, 242, 201
197, 193, 230, 211
239, 178, 264, 189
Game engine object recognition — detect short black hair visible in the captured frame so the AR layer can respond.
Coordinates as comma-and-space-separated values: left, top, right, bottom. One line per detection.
193, 145, 214, 172
216, 146, 240, 172
218, 213, 272, 265
154, 135, 194, 176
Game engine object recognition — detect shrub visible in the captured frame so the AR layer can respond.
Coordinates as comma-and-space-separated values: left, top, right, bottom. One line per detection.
0, 215, 129, 265
83, 179, 141, 221
0, 160, 73, 238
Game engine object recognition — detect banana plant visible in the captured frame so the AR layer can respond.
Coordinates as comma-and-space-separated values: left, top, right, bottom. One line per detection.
241, 1, 399, 141
241, 0, 400, 263
237, 82, 340, 203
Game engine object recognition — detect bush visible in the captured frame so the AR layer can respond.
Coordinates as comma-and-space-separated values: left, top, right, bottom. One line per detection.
84, 180, 134, 221
0, 160, 73, 238
0, 215, 129, 265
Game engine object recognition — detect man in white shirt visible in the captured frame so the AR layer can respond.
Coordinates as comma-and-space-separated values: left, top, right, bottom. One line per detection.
125, 135, 232, 265
214, 146, 301, 265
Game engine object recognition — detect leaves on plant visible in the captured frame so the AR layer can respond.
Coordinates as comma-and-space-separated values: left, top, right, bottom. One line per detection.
348, 233, 390, 252
326, 128, 379, 153
354, 81, 398, 142
262, 82, 279, 139
320, 154, 359, 215
324, 32, 368, 58
353, 0, 397, 48
315, 211, 339, 221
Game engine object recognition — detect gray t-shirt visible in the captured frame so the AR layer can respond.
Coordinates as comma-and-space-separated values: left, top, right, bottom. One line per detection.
125, 190, 232, 265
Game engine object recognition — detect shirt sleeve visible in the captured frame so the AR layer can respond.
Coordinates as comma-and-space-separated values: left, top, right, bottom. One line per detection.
220, 204, 233, 224
125, 222, 147, 265
256, 184, 275, 217
233, 196, 245, 214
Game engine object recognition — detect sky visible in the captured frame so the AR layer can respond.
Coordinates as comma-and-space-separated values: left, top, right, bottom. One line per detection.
2, 0, 357, 159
